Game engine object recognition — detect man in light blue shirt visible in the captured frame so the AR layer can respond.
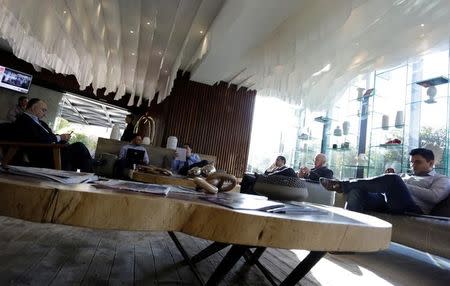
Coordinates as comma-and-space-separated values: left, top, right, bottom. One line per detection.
172, 144, 201, 174
118, 134, 149, 165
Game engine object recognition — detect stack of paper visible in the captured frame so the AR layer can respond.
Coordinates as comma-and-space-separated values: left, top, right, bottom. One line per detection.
1, 165, 98, 184
94, 180, 170, 196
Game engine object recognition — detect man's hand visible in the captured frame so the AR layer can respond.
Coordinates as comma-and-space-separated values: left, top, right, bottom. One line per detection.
59, 133, 72, 142
298, 166, 310, 178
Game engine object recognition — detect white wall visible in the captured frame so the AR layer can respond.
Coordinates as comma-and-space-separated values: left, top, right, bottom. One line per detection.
0, 84, 63, 128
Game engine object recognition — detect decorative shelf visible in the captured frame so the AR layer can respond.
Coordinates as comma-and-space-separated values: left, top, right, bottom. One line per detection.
371, 125, 404, 130
414, 76, 449, 87
328, 148, 352, 152
371, 144, 403, 148
343, 164, 369, 168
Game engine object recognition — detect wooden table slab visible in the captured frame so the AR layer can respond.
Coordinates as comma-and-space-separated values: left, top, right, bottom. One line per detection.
0, 174, 391, 252
130, 170, 197, 188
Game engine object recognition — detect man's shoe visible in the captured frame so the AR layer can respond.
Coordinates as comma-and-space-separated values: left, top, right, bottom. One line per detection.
319, 177, 343, 193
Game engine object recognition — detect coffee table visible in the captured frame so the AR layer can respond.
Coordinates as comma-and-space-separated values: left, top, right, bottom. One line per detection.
0, 174, 391, 285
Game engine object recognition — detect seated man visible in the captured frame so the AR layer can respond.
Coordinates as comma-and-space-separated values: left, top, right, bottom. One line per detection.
241, 156, 297, 195
263, 156, 297, 177
114, 134, 149, 178
13, 98, 93, 172
7, 96, 28, 122
298, 153, 333, 181
171, 144, 206, 175
320, 148, 450, 215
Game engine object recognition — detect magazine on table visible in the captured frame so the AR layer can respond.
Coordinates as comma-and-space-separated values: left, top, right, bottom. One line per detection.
200, 194, 284, 210
0, 165, 98, 184
94, 180, 170, 196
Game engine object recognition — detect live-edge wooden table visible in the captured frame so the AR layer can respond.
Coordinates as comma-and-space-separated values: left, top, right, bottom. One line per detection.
130, 170, 198, 188
0, 174, 391, 285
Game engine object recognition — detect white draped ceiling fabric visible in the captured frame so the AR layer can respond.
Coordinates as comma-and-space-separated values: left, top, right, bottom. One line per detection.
0, 0, 449, 110
0, 0, 222, 106
250, 0, 450, 110
195, 0, 450, 111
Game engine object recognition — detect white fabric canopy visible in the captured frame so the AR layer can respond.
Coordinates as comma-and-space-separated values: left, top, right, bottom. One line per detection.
0, 0, 449, 110
244, 0, 450, 110
0, 0, 214, 106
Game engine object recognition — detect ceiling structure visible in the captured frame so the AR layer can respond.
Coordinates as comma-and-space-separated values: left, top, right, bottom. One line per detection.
1, 0, 450, 113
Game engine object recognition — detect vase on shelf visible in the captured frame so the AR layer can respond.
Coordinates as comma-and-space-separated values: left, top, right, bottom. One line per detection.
334, 126, 342, 136
395, 111, 404, 128
342, 121, 350, 135
382, 115, 389, 130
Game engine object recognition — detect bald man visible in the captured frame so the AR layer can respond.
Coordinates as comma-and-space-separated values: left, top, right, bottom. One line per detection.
13, 98, 93, 172
298, 153, 333, 181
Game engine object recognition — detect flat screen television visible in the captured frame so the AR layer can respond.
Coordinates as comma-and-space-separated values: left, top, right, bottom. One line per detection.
0, 65, 32, 94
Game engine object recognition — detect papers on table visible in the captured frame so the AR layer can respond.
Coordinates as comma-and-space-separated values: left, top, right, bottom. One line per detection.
266, 203, 329, 215
1, 165, 98, 184
200, 195, 284, 210
94, 180, 170, 196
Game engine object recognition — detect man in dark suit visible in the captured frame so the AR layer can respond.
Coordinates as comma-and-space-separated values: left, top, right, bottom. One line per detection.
298, 153, 333, 181
13, 98, 93, 172
240, 155, 297, 195
120, 114, 135, 142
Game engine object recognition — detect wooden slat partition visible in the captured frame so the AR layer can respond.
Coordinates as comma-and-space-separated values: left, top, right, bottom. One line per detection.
156, 74, 256, 176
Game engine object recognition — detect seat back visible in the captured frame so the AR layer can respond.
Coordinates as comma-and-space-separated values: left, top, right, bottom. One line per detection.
0, 122, 27, 166
254, 175, 308, 201
302, 180, 335, 206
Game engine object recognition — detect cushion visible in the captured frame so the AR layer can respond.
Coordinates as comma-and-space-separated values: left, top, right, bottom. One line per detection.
93, 152, 118, 177
430, 195, 450, 218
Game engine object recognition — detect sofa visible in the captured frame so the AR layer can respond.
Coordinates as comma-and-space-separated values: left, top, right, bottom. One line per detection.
93, 138, 217, 178
334, 192, 450, 259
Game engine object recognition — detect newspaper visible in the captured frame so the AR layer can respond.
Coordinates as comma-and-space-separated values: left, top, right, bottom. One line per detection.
94, 180, 170, 196
1, 165, 98, 184
175, 147, 187, 161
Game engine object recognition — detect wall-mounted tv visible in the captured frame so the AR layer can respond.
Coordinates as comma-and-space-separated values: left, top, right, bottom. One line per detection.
0, 65, 32, 94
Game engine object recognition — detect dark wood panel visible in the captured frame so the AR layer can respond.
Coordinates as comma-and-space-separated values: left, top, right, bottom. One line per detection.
155, 74, 256, 176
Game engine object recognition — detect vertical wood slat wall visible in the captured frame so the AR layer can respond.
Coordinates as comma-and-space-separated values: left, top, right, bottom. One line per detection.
157, 76, 256, 176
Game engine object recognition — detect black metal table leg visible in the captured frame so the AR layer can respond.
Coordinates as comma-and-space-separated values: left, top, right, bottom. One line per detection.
191, 242, 230, 263
245, 247, 266, 265
206, 244, 250, 286
243, 249, 278, 286
168, 231, 205, 285
279, 251, 326, 286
